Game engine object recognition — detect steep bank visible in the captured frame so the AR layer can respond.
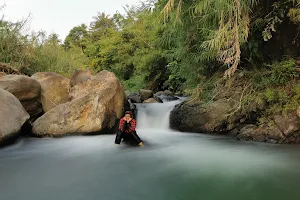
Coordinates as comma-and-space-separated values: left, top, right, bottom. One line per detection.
170, 66, 300, 144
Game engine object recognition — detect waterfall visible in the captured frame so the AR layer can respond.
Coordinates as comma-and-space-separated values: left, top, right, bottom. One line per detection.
135, 98, 185, 130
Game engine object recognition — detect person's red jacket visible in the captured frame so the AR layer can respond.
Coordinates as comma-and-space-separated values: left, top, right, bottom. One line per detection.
119, 118, 136, 133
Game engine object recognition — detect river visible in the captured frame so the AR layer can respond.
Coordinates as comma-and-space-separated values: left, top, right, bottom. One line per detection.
0, 99, 300, 200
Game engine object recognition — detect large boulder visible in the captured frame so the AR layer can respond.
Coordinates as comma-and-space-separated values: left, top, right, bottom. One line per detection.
0, 74, 42, 120
32, 72, 70, 112
0, 88, 30, 146
32, 70, 126, 137
170, 100, 233, 133
139, 89, 153, 101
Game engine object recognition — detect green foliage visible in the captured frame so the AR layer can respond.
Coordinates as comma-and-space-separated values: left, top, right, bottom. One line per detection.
0, 12, 30, 66
164, 61, 186, 91
162, 0, 258, 78
253, 59, 296, 89
4, 0, 300, 103
121, 74, 147, 92
248, 59, 300, 115
264, 88, 276, 102
24, 44, 90, 76
261, 1, 286, 41
267, 59, 296, 84
59, 0, 300, 95
64, 24, 88, 50
0, 6, 90, 77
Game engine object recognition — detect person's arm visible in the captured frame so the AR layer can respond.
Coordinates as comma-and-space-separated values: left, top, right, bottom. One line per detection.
127, 119, 136, 133
119, 118, 125, 132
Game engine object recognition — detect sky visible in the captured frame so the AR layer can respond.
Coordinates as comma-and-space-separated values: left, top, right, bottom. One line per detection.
0, 0, 141, 40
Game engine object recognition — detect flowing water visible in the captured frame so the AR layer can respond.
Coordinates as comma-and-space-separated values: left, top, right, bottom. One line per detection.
134, 98, 183, 129
1, 100, 300, 200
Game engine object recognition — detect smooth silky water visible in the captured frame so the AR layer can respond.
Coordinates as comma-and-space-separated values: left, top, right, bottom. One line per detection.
1, 98, 300, 200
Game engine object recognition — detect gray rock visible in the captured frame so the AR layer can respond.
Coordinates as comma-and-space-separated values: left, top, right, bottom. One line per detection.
0, 88, 30, 146
237, 125, 259, 141
229, 128, 239, 136
143, 98, 158, 103
128, 93, 142, 103
157, 94, 179, 102
154, 90, 173, 96
237, 124, 284, 143
154, 96, 163, 103
170, 100, 233, 133
154, 90, 178, 102
272, 112, 300, 136
0, 74, 42, 120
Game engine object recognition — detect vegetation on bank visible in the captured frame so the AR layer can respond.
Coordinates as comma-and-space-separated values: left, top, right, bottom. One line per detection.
2, 0, 300, 119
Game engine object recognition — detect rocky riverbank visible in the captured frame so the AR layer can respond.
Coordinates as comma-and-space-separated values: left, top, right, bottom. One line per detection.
0, 67, 178, 147
170, 72, 300, 144
1, 66, 300, 146
170, 102, 300, 144
0, 69, 127, 146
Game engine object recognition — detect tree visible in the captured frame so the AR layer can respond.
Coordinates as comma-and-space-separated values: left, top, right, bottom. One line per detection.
90, 12, 116, 41
161, 0, 258, 78
47, 33, 61, 45
64, 24, 88, 50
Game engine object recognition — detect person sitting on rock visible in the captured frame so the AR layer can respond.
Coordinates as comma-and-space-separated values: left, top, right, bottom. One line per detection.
115, 111, 143, 146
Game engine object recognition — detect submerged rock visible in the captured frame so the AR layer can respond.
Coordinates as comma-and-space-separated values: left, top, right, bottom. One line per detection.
143, 98, 159, 103
32, 70, 126, 137
0, 88, 30, 146
0, 74, 42, 120
154, 96, 163, 103
32, 72, 70, 112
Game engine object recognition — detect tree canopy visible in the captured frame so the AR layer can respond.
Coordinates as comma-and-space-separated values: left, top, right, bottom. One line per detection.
2, 0, 300, 94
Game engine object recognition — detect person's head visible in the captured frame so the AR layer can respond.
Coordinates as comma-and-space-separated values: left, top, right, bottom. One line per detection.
124, 111, 133, 120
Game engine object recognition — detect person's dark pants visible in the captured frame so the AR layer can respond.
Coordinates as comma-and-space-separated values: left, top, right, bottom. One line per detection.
115, 130, 142, 145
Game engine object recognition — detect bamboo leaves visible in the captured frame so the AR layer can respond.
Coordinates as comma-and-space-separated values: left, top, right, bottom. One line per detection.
161, 0, 257, 78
